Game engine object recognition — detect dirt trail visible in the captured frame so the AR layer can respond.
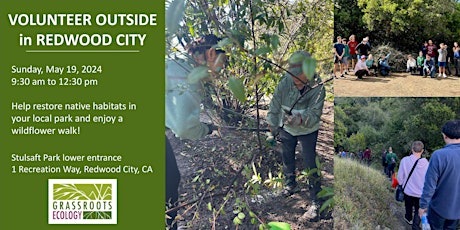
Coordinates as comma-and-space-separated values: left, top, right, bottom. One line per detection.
167, 101, 334, 230
334, 72, 460, 97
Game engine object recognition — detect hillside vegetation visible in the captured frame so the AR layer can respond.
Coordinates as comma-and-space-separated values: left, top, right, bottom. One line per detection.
334, 157, 404, 230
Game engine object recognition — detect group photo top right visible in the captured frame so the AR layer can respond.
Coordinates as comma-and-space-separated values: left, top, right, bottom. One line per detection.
333, 0, 460, 97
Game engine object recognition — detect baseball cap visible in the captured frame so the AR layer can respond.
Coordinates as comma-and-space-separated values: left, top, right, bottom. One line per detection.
361, 55, 366, 59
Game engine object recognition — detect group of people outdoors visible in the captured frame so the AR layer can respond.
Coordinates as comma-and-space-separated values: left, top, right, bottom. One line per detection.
338, 147, 372, 166
333, 35, 391, 80
166, 35, 326, 228
334, 35, 460, 80
406, 40, 460, 78
395, 120, 460, 230
339, 120, 460, 230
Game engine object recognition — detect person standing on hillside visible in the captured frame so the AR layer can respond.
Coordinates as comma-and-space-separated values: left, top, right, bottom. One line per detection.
397, 141, 429, 229
166, 34, 226, 229
419, 120, 460, 230
363, 147, 372, 166
386, 147, 398, 179
266, 51, 325, 207
382, 148, 388, 175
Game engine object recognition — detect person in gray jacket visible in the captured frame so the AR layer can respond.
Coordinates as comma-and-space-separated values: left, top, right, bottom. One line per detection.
165, 34, 226, 229
267, 51, 325, 204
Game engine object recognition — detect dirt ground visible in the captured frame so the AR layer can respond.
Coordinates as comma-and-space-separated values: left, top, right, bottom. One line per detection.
334, 72, 460, 97
167, 101, 334, 230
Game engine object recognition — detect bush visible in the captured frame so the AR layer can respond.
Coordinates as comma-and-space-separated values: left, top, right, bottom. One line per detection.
371, 44, 408, 72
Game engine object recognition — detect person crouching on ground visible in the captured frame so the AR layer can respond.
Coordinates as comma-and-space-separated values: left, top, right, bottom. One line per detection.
379, 53, 391, 76
266, 51, 325, 217
366, 54, 378, 76
407, 54, 417, 75
354, 55, 371, 79
423, 55, 436, 78
416, 51, 425, 76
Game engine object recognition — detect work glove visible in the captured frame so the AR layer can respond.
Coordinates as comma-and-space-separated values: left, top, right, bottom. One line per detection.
265, 132, 276, 147
282, 112, 302, 126
265, 126, 280, 147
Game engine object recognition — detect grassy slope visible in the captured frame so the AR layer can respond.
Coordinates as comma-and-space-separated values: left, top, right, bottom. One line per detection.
334, 157, 403, 229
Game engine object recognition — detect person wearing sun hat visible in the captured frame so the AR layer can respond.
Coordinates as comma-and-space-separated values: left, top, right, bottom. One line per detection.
354, 55, 371, 79
266, 51, 325, 221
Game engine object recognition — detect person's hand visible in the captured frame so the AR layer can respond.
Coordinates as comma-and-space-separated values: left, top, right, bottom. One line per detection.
269, 126, 280, 137
283, 112, 302, 126
418, 208, 427, 218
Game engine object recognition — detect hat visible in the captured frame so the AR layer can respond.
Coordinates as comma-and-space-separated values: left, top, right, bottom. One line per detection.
287, 51, 311, 77
361, 55, 366, 59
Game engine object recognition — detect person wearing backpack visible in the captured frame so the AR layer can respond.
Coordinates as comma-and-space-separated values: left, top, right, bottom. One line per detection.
397, 141, 429, 228
386, 147, 398, 179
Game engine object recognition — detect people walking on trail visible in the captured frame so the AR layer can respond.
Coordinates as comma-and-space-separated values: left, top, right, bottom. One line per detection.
397, 141, 429, 229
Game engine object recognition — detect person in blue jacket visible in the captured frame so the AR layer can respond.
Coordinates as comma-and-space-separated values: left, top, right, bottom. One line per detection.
379, 53, 391, 76
419, 120, 460, 230
165, 34, 226, 229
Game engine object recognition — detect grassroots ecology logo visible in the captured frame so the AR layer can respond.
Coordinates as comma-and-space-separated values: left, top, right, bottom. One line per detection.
48, 179, 117, 224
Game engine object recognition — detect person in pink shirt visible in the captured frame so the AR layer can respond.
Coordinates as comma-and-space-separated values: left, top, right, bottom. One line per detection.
397, 141, 429, 229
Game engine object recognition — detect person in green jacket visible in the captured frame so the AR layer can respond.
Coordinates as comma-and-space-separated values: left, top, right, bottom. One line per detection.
342, 38, 351, 74
266, 51, 326, 210
386, 147, 398, 179
416, 51, 425, 76
165, 34, 226, 229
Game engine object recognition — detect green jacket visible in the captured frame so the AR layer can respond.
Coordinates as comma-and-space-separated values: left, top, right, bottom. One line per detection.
165, 59, 210, 140
386, 152, 398, 164
417, 56, 425, 66
365, 59, 375, 68
344, 45, 350, 57
267, 74, 325, 136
